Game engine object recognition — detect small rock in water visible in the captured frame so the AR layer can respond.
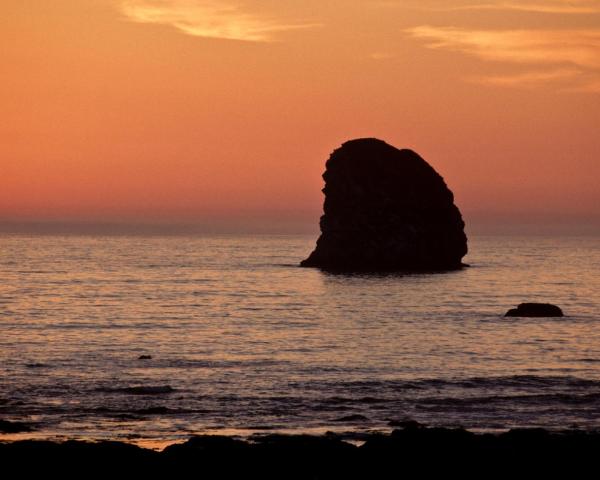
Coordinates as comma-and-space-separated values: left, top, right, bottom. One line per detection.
138, 355, 152, 360
25, 363, 50, 368
505, 303, 564, 317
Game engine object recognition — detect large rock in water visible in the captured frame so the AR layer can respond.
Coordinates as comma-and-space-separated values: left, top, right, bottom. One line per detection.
301, 138, 468, 271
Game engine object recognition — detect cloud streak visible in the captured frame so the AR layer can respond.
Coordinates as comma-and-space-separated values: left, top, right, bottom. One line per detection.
120, 0, 317, 42
406, 27, 600, 69
445, 1, 600, 14
406, 26, 600, 91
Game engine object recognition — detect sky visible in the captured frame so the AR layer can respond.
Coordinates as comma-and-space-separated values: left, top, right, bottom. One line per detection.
2, 0, 599, 233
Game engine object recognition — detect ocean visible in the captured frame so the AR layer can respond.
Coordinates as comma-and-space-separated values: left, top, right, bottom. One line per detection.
1, 234, 599, 446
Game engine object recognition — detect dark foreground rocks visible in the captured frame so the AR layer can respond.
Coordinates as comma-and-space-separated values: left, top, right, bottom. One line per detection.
2, 428, 599, 476
301, 138, 468, 271
505, 303, 564, 317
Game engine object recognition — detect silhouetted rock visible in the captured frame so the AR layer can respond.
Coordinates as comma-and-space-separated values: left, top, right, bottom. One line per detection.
0, 440, 160, 473
387, 419, 424, 429
505, 303, 564, 317
301, 138, 468, 271
2, 430, 600, 475
162, 435, 249, 457
138, 355, 152, 360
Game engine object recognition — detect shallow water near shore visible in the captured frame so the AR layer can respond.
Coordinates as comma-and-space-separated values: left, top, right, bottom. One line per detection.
1, 233, 599, 445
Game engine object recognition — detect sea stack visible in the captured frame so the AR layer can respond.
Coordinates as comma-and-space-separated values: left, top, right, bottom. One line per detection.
301, 138, 468, 271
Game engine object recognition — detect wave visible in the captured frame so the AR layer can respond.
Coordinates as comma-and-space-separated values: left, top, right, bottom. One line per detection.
95, 385, 175, 395
290, 375, 600, 392
417, 392, 600, 408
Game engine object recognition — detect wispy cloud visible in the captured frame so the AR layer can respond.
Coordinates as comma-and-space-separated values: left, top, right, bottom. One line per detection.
469, 68, 581, 87
406, 27, 600, 69
406, 26, 600, 91
120, 0, 317, 42
446, 1, 600, 14
387, 0, 600, 15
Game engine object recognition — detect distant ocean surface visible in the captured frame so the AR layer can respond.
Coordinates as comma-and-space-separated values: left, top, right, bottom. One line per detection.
1, 234, 600, 445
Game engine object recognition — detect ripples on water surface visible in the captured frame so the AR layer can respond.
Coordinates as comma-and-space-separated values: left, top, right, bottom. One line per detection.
1, 234, 599, 444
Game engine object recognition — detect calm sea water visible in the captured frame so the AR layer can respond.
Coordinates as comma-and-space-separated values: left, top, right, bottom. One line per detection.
1, 234, 600, 445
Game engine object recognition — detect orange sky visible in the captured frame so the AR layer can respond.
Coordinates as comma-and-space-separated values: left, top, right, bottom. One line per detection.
2, 0, 599, 232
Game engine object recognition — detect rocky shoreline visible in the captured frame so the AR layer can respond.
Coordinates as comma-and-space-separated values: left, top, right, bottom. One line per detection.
2, 426, 599, 475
